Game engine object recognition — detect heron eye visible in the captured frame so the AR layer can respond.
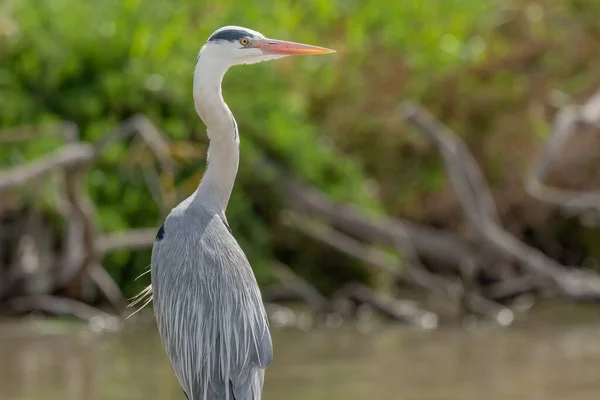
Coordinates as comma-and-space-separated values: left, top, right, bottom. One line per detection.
239, 38, 249, 46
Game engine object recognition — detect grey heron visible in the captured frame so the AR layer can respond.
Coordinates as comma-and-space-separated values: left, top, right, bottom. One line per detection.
150, 26, 334, 400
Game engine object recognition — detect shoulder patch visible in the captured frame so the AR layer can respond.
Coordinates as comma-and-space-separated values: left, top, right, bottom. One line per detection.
155, 224, 165, 241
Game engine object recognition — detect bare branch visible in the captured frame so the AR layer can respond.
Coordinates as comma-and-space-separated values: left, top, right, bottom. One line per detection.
333, 283, 438, 329
271, 261, 328, 311
282, 211, 406, 278
0, 121, 78, 143
55, 131, 98, 294
93, 114, 176, 171
96, 228, 158, 255
261, 285, 306, 303
399, 100, 600, 301
267, 162, 479, 272
0, 144, 94, 191
0, 295, 123, 331
398, 101, 500, 227
87, 264, 128, 314
284, 211, 512, 324
483, 275, 536, 301
93, 114, 178, 215
0, 117, 174, 313
526, 91, 600, 214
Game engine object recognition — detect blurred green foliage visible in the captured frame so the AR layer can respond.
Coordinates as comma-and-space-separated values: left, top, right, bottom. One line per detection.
2, 0, 600, 296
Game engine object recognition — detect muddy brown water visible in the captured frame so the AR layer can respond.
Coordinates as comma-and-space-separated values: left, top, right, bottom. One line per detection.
1, 306, 600, 400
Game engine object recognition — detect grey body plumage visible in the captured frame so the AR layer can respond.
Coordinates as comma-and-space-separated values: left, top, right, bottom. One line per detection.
152, 197, 271, 400
149, 25, 333, 400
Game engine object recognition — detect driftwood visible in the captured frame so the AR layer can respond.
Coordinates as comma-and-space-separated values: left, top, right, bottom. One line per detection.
283, 210, 513, 325
0, 295, 122, 331
332, 283, 438, 329
2, 87, 600, 329
1, 114, 503, 328
483, 275, 537, 301
0, 143, 94, 191
56, 126, 97, 301
87, 264, 128, 313
93, 114, 177, 216
96, 228, 158, 255
526, 90, 600, 217
270, 261, 329, 312
261, 285, 307, 303
0, 116, 175, 326
277, 172, 479, 272
399, 100, 600, 301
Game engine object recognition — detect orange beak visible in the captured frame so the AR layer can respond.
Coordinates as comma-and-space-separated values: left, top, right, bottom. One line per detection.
251, 38, 335, 55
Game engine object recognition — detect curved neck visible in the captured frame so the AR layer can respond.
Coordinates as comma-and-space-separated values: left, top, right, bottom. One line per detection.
192, 54, 240, 212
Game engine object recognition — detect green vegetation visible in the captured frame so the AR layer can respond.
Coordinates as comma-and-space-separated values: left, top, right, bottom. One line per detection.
2, 0, 600, 297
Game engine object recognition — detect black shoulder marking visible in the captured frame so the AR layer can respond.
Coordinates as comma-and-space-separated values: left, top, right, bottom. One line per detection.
155, 224, 165, 241
208, 29, 255, 42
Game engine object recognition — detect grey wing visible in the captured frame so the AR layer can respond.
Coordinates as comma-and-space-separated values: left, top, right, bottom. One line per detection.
228, 322, 272, 400
152, 208, 272, 400
205, 218, 273, 400
207, 302, 272, 400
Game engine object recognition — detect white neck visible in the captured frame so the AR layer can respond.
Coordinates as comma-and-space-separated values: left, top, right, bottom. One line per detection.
192, 53, 240, 213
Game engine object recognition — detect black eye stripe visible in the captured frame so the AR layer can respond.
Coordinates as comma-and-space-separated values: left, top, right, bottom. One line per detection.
208, 29, 256, 42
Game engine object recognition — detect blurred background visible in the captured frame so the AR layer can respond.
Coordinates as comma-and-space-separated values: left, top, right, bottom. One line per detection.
2, 0, 600, 399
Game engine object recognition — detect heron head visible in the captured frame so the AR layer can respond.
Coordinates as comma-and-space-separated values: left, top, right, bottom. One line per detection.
200, 26, 335, 67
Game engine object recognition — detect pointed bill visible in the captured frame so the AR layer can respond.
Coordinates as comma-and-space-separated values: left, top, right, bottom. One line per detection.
252, 39, 335, 55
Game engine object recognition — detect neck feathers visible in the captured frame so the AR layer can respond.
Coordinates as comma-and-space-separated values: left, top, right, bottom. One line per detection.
192, 53, 240, 212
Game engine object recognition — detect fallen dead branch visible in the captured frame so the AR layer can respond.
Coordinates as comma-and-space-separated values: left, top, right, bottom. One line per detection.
332, 283, 438, 329
3, 92, 599, 330
0, 295, 122, 331
0, 144, 94, 191
282, 211, 406, 278
93, 114, 177, 215
266, 159, 480, 273
55, 129, 97, 299
399, 100, 600, 301
483, 275, 537, 301
283, 211, 513, 325
0, 117, 176, 326
271, 261, 329, 312
96, 228, 158, 255
87, 264, 128, 314
261, 285, 306, 303
93, 114, 175, 170
526, 90, 600, 216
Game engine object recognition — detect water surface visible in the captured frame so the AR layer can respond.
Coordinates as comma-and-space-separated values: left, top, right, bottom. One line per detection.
1, 315, 600, 400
